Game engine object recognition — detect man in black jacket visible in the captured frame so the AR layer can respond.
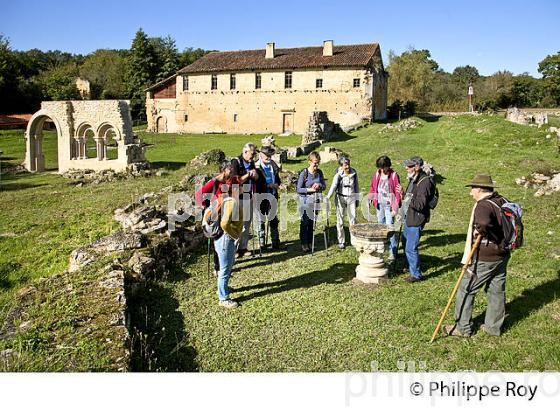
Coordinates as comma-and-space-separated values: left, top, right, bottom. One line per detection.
231, 143, 259, 257
400, 156, 434, 283
254, 146, 282, 250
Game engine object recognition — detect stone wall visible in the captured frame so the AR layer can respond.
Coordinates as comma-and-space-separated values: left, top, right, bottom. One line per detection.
506, 107, 549, 127
146, 65, 387, 135
25, 100, 147, 173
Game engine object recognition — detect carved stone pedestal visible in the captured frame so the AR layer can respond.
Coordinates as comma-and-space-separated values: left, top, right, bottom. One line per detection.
350, 223, 389, 284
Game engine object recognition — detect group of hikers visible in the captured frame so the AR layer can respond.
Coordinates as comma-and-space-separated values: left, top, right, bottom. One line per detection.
195, 142, 519, 339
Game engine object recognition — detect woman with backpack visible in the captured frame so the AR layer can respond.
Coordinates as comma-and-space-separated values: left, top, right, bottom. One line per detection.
296, 151, 326, 252
213, 179, 244, 308
196, 160, 248, 278
325, 156, 359, 249
368, 155, 402, 262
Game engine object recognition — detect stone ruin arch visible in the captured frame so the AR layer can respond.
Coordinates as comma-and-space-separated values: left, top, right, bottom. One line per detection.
25, 100, 147, 173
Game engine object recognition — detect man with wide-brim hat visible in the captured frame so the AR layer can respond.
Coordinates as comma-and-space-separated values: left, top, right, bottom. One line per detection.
254, 145, 283, 250
444, 174, 512, 337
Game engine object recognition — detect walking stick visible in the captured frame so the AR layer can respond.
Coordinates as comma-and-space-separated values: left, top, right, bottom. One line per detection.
324, 203, 330, 252
207, 238, 212, 280
430, 235, 482, 343
265, 219, 269, 249
311, 193, 318, 254
392, 223, 403, 275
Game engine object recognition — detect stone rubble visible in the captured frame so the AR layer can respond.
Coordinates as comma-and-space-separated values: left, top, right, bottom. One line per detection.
515, 172, 560, 196
189, 149, 225, 168
62, 162, 154, 186
379, 118, 420, 133
302, 111, 340, 144
506, 108, 550, 127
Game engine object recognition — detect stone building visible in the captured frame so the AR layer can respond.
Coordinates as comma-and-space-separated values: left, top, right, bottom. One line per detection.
145, 40, 387, 135
25, 100, 147, 173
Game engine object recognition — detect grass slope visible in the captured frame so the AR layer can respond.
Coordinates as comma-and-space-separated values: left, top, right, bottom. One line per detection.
1, 116, 559, 371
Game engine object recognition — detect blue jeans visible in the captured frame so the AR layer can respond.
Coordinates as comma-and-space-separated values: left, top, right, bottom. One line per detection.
402, 224, 423, 279
214, 233, 236, 301
376, 203, 396, 258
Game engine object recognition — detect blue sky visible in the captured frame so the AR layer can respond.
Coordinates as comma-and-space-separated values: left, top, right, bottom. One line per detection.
2, 0, 559, 77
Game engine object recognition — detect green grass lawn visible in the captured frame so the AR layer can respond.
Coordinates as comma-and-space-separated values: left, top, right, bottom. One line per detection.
1, 116, 559, 371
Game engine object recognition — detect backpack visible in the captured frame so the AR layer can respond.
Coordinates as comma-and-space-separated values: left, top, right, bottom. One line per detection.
486, 198, 524, 251
418, 175, 439, 209
202, 197, 224, 239
201, 179, 223, 239
300, 167, 323, 187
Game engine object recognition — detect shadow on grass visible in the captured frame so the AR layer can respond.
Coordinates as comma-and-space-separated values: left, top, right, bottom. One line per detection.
150, 161, 187, 171
420, 231, 465, 249
329, 130, 358, 143
233, 240, 304, 271
0, 182, 48, 191
0, 262, 25, 290
389, 251, 462, 281
234, 262, 354, 303
129, 272, 198, 371
473, 272, 560, 333
416, 113, 442, 122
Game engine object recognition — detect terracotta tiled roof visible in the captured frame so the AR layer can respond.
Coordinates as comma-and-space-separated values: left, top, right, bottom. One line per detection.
177, 43, 380, 74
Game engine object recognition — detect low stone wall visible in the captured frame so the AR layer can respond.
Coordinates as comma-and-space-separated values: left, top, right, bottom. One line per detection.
1, 179, 205, 371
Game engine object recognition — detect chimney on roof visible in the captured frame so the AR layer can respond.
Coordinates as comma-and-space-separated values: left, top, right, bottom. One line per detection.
265, 42, 275, 59
323, 40, 333, 57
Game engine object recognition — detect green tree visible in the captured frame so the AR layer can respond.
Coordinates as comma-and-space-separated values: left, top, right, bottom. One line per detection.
80, 49, 128, 99
36, 62, 80, 100
452, 65, 480, 88
151, 35, 180, 82
0, 35, 23, 114
538, 51, 560, 106
179, 47, 210, 67
511, 73, 544, 107
387, 48, 439, 110
126, 28, 158, 120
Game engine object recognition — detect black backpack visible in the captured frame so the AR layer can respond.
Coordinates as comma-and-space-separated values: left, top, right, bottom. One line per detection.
418, 175, 439, 209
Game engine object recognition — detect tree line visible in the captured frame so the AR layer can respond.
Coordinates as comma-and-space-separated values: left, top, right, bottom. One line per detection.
387, 48, 560, 114
0, 29, 209, 120
1, 29, 558, 120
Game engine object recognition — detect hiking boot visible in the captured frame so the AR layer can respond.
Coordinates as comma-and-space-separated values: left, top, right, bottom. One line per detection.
443, 324, 471, 338
236, 248, 250, 258
404, 276, 423, 283
218, 299, 239, 309
480, 324, 500, 337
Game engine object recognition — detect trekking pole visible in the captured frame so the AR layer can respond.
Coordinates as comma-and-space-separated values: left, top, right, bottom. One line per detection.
323, 199, 328, 254
430, 235, 482, 343
311, 193, 317, 254
265, 219, 269, 250
392, 223, 403, 275
325, 202, 330, 248
207, 238, 212, 280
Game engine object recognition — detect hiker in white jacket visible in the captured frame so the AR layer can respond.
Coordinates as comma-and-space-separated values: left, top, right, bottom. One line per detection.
325, 156, 359, 249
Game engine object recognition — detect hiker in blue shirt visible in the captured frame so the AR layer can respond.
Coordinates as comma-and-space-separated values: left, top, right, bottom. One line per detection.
296, 151, 326, 252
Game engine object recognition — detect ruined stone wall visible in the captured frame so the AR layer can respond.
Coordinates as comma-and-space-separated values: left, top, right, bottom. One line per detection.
146, 67, 382, 135
25, 100, 146, 173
